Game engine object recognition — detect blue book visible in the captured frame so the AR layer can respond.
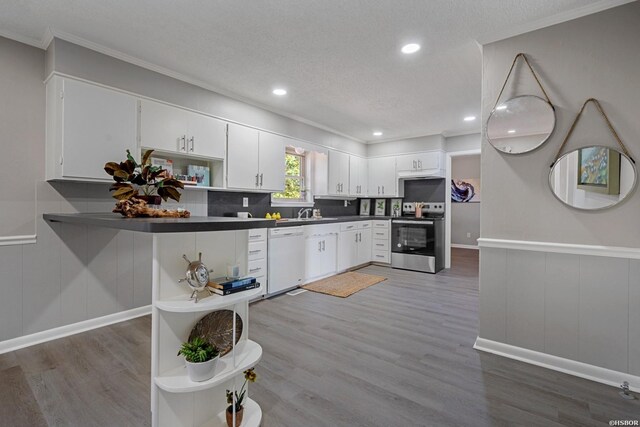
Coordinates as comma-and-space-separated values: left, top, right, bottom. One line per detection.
208, 277, 256, 290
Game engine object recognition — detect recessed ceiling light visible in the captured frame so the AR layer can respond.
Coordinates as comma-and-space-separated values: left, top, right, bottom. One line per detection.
496, 105, 507, 110
463, 116, 476, 122
508, 129, 516, 134
373, 131, 383, 136
401, 43, 421, 54
272, 88, 287, 96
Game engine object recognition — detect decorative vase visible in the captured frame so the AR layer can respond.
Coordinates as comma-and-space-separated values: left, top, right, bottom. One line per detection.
134, 195, 162, 206
225, 406, 244, 427
185, 356, 219, 382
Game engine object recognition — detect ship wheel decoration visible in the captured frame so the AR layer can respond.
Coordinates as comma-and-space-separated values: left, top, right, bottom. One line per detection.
178, 252, 214, 303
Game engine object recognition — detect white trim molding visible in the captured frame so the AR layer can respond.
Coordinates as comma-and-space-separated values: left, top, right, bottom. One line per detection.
0, 305, 151, 355
0, 235, 37, 246
478, 237, 640, 260
451, 244, 479, 250
474, 337, 640, 392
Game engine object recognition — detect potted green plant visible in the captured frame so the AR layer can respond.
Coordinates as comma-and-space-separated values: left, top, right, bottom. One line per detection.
177, 337, 220, 382
104, 149, 184, 205
225, 368, 257, 427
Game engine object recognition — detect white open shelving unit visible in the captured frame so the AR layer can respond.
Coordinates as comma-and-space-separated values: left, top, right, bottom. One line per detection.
151, 230, 264, 427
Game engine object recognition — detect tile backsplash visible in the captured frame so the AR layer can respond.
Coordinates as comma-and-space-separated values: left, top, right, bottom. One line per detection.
207, 191, 358, 218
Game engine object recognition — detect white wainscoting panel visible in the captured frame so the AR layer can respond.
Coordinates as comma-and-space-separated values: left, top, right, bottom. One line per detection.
629, 259, 640, 376
478, 247, 507, 342
0, 245, 22, 341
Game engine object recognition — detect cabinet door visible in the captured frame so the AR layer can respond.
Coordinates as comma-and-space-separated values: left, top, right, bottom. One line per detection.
380, 157, 397, 196
396, 154, 418, 172
415, 152, 440, 170
349, 155, 360, 196
357, 228, 372, 265
368, 157, 390, 196
328, 150, 350, 195
305, 236, 323, 280
358, 157, 369, 197
322, 235, 338, 276
140, 99, 189, 153
188, 113, 226, 159
227, 123, 259, 189
62, 79, 137, 181
337, 230, 358, 271
258, 132, 285, 192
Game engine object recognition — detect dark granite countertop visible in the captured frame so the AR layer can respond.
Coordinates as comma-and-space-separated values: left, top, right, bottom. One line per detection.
274, 215, 393, 227
43, 213, 276, 233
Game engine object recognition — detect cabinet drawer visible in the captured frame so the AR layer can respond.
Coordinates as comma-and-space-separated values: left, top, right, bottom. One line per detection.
373, 229, 389, 240
372, 250, 390, 263
247, 259, 267, 277
373, 220, 389, 229
248, 241, 267, 260
372, 240, 389, 251
248, 229, 267, 242
340, 222, 360, 231
358, 221, 371, 229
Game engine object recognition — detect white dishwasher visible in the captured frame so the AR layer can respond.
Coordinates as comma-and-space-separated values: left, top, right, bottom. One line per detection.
268, 227, 305, 295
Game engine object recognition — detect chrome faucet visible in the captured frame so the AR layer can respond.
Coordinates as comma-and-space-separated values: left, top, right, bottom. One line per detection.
297, 208, 312, 219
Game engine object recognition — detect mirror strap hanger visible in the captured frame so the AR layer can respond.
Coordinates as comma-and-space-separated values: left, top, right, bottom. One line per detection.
493, 53, 554, 111
551, 98, 635, 168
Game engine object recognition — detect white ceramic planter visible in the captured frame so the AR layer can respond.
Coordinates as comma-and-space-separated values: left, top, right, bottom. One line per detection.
185, 356, 219, 382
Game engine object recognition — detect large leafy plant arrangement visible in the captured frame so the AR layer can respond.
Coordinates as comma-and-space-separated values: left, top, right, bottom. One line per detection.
104, 149, 184, 202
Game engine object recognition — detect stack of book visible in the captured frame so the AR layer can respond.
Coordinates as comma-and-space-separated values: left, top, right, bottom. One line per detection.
207, 277, 260, 296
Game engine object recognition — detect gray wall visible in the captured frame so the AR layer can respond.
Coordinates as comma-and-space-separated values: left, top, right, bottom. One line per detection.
0, 37, 45, 238
451, 155, 480, 246
479, 2, 640, 379
49, 38, 367, 157
445, 133, 481, 153
481, 2, 640, 247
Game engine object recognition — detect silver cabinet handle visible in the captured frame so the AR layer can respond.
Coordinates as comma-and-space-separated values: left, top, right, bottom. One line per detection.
376, 243, 384, 246
260, 173, 263, 187
318, 241, 322, 252
354, 233, 358, 242
255, 174, 259, 187
189, 136, 194, 152
382, 185, 385, 194
418, 160, 422, 168
377, 186, 380, 195
413, 160, 416, 169
249, 249, 261, 254
180, 135, 186, 151
322, 240, 325, 251
249, 267, 261, 273
336, 183, 339, 193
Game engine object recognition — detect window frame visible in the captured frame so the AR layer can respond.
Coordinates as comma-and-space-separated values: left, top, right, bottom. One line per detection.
271, 148, 314, 207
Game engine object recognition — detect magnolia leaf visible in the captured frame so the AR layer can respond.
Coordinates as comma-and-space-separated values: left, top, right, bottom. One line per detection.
158, 186, 181, 202
104, 162, 120, 176
131, 174, 147, 186
141, 149, 154, 166
162, 178, 184, 189
112, 186, 136, 200
125, 149, 137, 165
120, 159, 136, 174
114, 170, 129, 181
109, 183, 132, 191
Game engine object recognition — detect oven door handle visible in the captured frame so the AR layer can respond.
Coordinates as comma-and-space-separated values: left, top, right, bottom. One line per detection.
393, 220, 433, 225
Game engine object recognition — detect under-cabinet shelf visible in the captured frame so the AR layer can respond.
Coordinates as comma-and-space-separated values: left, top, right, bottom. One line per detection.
155, 340, 263, 393
155, 286, 262, 313
199, 398, 262, 427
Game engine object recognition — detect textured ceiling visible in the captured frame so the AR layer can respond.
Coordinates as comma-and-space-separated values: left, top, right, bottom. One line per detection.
0, 0, 623, 142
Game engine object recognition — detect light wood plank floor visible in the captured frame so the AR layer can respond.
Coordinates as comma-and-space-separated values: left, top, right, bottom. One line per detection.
1, 249, 638, 426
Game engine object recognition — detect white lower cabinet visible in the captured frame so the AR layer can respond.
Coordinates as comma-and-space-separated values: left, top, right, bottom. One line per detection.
371, 220, 391, 264
337, 222, 372, 271
305, 234, 338, 282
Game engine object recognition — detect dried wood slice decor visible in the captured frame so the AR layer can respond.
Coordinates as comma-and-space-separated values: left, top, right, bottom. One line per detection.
189, 310, 243, 357
113, 198, 191, 218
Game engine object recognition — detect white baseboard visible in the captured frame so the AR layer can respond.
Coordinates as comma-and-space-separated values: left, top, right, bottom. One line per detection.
0, 305, 151, 355
451, 244, 479, 250
474, 337, 640, 392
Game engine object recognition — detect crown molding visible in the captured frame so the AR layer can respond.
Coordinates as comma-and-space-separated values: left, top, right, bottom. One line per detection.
0, 27, 44, 49
478, 237, 640, 260
476, 0, 636, 45
43, 29, 364, 144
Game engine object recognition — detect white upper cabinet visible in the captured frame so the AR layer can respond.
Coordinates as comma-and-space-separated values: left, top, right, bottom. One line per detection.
368, 156, 398, 197
226, 124, 285, 192
396, 151, 445, 177
349, 155, 368, 197
257, 132, 286, 192
139, 99, 226, 159
46, 77, 137, 182
227, 123, 260, 189
327, 150, 350, 196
